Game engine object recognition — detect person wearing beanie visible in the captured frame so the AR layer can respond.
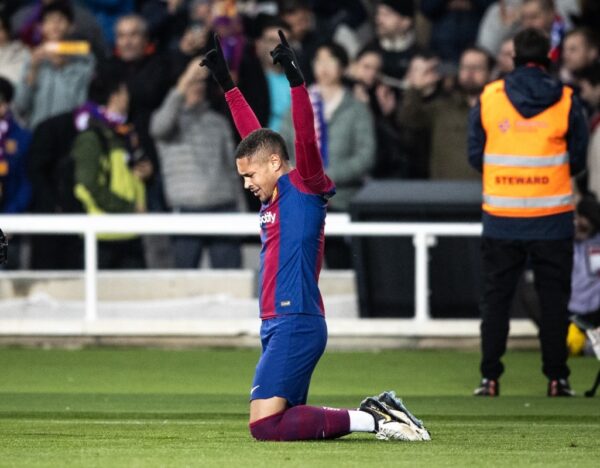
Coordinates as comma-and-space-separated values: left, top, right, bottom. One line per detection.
365, 0, 419, 80
468, 28, 588, 397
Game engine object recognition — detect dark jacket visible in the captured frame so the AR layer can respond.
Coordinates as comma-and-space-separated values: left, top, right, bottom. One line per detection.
468, 66, 588, 239
365, 38, 419, 81
420, 0, 494, 63
103, 53, 172, 171
27, 112, 81, 213
0, 119, 31, 213
72, 120, 145, 219
236, 44, 270, 128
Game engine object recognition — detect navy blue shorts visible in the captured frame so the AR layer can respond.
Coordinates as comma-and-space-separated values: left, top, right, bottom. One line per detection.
251, 314, 327, 407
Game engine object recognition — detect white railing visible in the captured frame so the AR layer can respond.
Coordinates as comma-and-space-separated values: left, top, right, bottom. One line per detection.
0, 214, 482, 324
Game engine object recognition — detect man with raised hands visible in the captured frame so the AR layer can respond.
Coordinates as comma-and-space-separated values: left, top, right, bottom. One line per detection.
201, 31, 430, 442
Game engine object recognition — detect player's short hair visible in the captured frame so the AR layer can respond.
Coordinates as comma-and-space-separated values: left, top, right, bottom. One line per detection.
574, 62, 600, 86
513, 28, 550, 68
235, 129, 290, 162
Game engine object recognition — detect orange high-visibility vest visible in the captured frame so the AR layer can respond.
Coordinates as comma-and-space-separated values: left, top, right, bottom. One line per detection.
480, 79, 574, 218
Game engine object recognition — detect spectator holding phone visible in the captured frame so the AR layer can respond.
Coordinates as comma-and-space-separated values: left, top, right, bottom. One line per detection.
11, 0, 106, 57
13, 1, 94, 129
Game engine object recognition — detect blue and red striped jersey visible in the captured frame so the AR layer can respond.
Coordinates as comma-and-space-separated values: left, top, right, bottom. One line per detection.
258, 169, 335, 318
225, 85, 336, 319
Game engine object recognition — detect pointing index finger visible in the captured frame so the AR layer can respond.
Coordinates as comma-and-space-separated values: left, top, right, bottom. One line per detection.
278, 29, 289, 47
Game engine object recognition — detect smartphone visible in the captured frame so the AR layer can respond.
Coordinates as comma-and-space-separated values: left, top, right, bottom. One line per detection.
44, 41, 91, 55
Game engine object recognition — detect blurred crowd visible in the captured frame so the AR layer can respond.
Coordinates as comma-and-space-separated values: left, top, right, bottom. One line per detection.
0, 0, 599, 271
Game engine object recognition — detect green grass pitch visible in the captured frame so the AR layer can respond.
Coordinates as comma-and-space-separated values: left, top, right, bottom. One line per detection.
0, 347, 599, 467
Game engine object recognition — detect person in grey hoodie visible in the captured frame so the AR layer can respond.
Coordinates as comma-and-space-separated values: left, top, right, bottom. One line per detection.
150, 58, 242, 269
13, 2, 95, 130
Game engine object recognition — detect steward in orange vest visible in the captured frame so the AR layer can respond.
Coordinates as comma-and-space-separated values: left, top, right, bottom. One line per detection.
468, 29, 588, 398
468, 50, 587, 239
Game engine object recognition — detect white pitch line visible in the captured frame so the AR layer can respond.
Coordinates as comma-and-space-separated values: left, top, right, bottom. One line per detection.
5, 419, 216, 426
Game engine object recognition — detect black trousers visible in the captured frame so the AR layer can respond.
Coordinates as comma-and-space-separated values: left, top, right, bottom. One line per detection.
479, 237, 572, 380
98, 238, 146, 270
30, 235, 84, 270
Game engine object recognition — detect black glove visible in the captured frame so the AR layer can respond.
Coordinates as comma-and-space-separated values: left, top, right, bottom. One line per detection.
0, 228, 7, 265
200, 34, 235, 92
270, 30, 304, 87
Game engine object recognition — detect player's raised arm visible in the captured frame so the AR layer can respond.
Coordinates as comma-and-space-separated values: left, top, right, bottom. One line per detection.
271, 30, 332, 193
201, 35, 260, 138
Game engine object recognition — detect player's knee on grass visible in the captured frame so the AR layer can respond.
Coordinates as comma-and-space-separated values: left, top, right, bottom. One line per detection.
249, 411, 284, 441
249, 406, 350, 441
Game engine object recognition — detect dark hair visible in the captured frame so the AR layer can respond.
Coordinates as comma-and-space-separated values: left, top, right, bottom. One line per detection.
355, 44, 383, 61
88, 67, 127, 105
280, 0, 311, 15
462, 46, 496, 72
40, 0, 75, 24
412, 50, 440, 61
235, 129, 289, 161
565, 27, 600, 51
577, 192, 600, 232
0, 13, 10, 33
259, 15, 291, 37
574, 62, 600, 86
315, 41, 349, 69
523, 0, 555, 11
0, 77, 14, 103
513, 28, 550, 68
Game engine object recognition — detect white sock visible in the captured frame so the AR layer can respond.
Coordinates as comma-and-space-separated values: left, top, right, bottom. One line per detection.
348, 410, 376, 432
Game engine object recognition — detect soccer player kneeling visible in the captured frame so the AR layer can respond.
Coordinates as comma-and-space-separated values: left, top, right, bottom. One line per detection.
201, 31, 430, 442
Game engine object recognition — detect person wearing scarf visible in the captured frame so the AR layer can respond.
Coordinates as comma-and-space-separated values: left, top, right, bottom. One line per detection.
71, 70, 148, 269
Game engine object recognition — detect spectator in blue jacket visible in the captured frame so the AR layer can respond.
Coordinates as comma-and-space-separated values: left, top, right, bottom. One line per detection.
0, 77, 32, 215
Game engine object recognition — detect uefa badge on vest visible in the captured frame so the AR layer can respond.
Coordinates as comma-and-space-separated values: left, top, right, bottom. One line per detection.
498, 119, 510, 133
